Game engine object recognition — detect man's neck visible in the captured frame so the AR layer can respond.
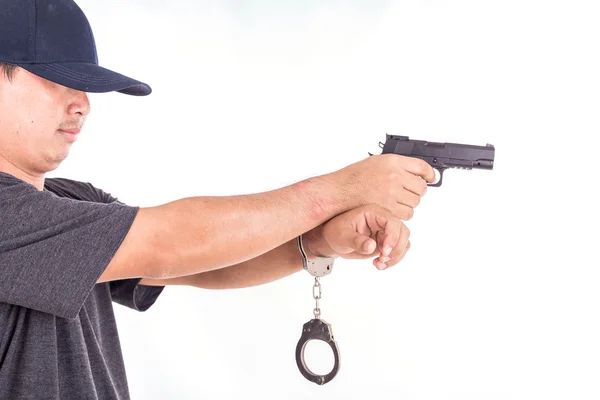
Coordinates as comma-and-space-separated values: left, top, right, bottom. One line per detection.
0, 158, 45, 191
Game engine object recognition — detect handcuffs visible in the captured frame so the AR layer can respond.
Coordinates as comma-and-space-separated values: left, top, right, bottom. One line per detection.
295, 234, 340, 385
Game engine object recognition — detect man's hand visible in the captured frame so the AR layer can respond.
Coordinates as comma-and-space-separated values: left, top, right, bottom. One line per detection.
306, 204, 411, 270
324, 154, 436, 221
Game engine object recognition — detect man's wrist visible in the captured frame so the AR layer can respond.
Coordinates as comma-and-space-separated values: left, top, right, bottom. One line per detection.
303, 224, 336, 258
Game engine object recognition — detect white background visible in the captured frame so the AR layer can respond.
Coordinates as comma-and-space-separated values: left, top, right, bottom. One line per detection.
50, 0, 600, 399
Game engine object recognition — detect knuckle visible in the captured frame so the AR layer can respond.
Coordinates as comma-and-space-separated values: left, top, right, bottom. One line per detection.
390, 214, 403, 229
384, 153, 399, 167
413, 195, 421, 207
397, 158, 413, 174
423, 159, 433, 172
412, 158, 426, 173
393, 154, 407, 163
385, 185, 395, 200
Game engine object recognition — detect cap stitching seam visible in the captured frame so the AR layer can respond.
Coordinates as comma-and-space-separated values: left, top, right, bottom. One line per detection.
41, 64, 125, 82
35, 64, 129, 84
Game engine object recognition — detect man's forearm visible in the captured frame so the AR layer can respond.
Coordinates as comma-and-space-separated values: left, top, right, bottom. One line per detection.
140, 225, 333, 289
152, 174, 351, 279
143, 237, 303, 289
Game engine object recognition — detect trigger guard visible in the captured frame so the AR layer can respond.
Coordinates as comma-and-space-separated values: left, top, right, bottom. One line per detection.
428, 168, 445, 187
295, 319, 341, 385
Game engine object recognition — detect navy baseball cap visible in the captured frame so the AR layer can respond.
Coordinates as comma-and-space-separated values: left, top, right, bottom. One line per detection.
0, 0, 151, 96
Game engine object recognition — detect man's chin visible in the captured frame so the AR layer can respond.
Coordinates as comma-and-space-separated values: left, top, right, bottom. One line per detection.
42, 151, 70, 172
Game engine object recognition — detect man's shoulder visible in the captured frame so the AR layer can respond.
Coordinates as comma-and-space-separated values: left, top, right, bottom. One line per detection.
0, 172, 113, 205
45, 177, 117, 204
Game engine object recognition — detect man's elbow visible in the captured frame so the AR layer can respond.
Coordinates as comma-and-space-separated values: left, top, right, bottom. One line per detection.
98, 206, 178, 283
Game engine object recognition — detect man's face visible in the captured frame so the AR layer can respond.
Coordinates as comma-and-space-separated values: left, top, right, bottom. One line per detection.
0, 67, 90, 175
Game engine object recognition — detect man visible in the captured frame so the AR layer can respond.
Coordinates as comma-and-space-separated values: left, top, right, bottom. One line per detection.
0, 0, 435, 398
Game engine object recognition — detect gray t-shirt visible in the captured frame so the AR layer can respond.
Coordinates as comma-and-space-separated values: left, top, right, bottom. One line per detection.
0, 171, 165, 399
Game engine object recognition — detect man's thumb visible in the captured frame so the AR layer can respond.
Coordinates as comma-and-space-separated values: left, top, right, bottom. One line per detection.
351, 234, 376, 254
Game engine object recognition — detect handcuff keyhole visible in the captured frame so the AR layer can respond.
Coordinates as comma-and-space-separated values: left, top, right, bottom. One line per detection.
303, 339, 334, 376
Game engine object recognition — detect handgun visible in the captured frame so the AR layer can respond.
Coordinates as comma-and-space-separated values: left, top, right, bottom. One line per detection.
373, 134, 495, 187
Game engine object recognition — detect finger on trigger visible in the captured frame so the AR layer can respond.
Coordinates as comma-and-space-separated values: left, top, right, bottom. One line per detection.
407, 158, 436, 183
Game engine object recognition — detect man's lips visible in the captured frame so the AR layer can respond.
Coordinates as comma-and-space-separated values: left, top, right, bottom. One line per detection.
58, 128, 81, 135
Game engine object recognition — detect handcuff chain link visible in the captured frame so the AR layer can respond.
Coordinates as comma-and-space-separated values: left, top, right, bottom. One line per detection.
313, 276, 321, 319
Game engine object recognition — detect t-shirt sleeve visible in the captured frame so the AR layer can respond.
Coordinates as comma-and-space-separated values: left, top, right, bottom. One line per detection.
108, 278, 164, 312
88, 185, 165, 312
0, 179, 139, 319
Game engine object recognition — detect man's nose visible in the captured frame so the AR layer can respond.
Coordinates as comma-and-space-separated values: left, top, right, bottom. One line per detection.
67, 90, 91, 117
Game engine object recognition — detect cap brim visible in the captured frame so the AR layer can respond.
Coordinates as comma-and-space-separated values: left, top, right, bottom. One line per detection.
16, 62, 152, 96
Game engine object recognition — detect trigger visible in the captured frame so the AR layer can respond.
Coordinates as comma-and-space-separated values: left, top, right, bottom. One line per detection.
428, 168, 444, 187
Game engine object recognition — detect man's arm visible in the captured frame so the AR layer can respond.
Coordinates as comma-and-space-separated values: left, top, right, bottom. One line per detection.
98, 154, 433, 284
139, 225, 334, 289
98, 175, 348, 283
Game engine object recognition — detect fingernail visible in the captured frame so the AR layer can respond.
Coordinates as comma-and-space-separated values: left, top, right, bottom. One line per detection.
379, 262, 387, 269
380, 256, 390, 263
383, 247, 391, 256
